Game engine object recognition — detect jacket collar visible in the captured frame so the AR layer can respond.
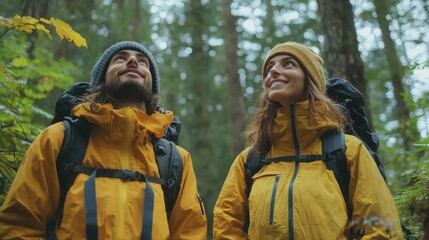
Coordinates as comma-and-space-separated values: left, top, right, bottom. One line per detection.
271, 100, 339, 153
72, 103, 173, 139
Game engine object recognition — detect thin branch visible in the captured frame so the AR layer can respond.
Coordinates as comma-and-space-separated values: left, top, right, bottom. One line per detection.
0, 157, 19, 172
0, 28, 14, 40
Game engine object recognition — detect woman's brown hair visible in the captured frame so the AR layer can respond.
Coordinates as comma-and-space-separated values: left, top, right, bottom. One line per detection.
244, 73, 348, 152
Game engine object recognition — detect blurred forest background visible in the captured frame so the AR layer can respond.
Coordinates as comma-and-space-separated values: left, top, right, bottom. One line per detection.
0, 0, 428, 238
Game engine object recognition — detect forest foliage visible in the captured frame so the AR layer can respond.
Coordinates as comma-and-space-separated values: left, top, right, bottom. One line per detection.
0, 15, 85, 203
0, 0, 428, 239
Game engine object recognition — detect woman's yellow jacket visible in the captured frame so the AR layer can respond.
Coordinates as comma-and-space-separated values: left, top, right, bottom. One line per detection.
0, 103, 207, 240
213, 101, 403, 240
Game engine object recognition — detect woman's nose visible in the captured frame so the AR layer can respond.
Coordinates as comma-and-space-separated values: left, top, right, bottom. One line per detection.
269, 64, 281, 75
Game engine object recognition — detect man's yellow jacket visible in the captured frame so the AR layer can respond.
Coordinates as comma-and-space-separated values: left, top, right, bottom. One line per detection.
0, 103, 207, 240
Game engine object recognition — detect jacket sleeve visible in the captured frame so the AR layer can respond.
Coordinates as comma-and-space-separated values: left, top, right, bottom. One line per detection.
213, 148, 250, 240
0, 124, 63, 239
346, 135, 404, 240
168, 147, 207, 240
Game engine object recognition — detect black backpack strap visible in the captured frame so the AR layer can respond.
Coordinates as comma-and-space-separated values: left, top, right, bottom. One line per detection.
46, 117, 91, 240
244, 148, 262, 198
243, 148, 257, 233
243, 144, 271, 233
244, 142, 271, 197
322, 131, 352, 220
153, 137, 183, 221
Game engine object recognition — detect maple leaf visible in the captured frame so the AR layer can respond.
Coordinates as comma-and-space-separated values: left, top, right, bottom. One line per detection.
50, 18, 87, 48
39, 18, 51, 25
21, 16, 38, 25
35, 23, 51, 37
1, 15, 87, 48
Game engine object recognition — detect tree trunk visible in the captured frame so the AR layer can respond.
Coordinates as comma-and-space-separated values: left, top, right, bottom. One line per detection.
186, 0, 212, 156
222, 0, 246, 156
22, 0, 49, 18
424, 213, 429, 240
316, 0, 374, 129
373, 0, 418, 151
22, 0, 50, 58
264, 0, 275, 43
184, 1, 217, 235
132, 0, 141, 40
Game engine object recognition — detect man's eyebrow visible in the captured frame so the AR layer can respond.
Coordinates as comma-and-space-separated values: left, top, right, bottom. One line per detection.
136, 53, 149, 60
113, 50, 129, 57
136, 52, 145, 57
113, 51, 147, 59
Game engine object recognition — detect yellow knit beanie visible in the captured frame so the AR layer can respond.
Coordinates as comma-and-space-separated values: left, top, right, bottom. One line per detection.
262, 42, 326, 92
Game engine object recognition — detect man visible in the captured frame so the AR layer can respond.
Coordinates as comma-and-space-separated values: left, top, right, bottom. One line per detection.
0, 41, 207, 239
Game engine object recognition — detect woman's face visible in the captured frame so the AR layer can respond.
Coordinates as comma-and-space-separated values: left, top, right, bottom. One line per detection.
263, 54, 307, 105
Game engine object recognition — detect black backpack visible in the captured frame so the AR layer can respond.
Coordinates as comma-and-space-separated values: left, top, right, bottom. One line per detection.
46, 82, 183, 239
243, 78, 387, 229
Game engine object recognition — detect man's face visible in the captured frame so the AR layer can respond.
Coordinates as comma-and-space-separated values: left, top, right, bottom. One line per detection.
104, 49, 153, 102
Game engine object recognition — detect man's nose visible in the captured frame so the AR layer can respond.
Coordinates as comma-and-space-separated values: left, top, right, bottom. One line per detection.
126, 56, 139, 67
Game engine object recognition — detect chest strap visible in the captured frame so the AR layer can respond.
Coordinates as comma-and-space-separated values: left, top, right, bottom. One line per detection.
81, 168, 156, 240
260, 154, 325, 165
74, 165, 165, 185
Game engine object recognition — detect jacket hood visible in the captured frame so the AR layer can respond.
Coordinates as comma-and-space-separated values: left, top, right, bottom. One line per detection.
72, 103, 173, 139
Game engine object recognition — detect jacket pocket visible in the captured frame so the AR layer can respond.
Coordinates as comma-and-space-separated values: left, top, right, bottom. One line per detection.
249, 171, 284, 227
269, 174, 281, 224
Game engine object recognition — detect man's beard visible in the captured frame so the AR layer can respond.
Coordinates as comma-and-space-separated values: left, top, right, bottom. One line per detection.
89, 76, 160, 114
105, 78, 152, 103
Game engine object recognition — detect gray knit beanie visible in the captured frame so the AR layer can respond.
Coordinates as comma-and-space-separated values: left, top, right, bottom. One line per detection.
90, 41, 160, 94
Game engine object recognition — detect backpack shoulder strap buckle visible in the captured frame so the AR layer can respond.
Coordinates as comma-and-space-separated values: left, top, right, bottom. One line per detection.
120, 169, 141, 181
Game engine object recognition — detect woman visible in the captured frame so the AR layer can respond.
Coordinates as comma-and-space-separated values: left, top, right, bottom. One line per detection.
213, 42, 403, 239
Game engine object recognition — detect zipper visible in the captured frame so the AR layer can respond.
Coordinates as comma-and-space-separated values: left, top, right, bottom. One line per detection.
197, 194, 205, 216
114, 109, 132, 240
287, 103, 300, 240
269, 174, 281, 224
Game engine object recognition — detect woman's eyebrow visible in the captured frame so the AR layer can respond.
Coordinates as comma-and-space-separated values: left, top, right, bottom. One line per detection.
269, 56, 294, 64
278, 56, 295, 62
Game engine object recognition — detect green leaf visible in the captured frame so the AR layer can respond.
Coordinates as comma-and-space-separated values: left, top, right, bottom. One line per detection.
10, 55, 29, 68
